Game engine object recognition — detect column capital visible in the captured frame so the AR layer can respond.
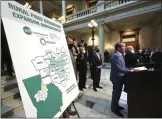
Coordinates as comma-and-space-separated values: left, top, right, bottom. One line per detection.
97, 20, 104, 26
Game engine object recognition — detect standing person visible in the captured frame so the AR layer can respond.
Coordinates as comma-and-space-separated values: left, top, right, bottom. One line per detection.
71, 40, 80, 58
92, 46, 103, 92
1, 21, 13, 76
110, 42, 132, 117
141, 47, 151, 63
125, 46, 137, 68
78, 39, 88, 53
136, 49, 143, 64
66, 38, 77, 80
62, 37, 77, 118
104, 50, 109, 62
1, 49, 5, 70
151, 48, 162, 69
76, 47, 87, 91
88, 46, 95, 80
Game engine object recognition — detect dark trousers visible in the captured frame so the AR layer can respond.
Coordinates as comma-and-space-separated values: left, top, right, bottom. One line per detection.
78, 71, 87, 90
1, 55, 5, 70
111, 78, 124, 112
3, 54, 13, 76
63, 105, 71, 118
93, 68, 101, 88
90, 64, 93, 80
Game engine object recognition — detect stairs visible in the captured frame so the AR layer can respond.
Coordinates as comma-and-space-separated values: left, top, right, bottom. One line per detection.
1, 70, 25, 118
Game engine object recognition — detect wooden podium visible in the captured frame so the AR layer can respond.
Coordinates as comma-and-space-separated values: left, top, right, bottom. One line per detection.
127, 70, 162, 118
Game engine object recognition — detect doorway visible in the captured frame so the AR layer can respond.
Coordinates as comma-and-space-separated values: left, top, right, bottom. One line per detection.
119, 29, 140, 52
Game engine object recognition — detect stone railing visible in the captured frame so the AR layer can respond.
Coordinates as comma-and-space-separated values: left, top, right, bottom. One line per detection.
66, 6, 97, 22
66, 0, 136, 22
104, 0, 134, 10
104, 1, 120, 9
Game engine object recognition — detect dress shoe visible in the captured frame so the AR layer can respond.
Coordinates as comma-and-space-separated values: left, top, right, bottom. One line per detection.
96, 86, 103, 89
93, 88, 97, 92
118, 106, 124, 110
112, 111, 124, 117
79, 88, 83, 91
8, 73, 13, 76
69, 111, 77, 116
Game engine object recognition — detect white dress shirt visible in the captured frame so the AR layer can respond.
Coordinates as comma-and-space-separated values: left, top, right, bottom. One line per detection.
96, 53, 100, 60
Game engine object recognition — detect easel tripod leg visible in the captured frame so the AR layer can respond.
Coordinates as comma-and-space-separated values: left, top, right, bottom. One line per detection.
72, 101, 80, 118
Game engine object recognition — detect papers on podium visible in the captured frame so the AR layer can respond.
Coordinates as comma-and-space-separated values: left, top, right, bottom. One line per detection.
133, 66, 147, 71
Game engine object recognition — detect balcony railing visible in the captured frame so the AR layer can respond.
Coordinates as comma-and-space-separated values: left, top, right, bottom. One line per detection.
66, 0, 136, 22
66, 6, 97, 21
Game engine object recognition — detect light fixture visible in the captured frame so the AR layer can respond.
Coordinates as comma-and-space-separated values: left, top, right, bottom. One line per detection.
24, 2, 31, 9
24, 2, 29, 7
88, 20, 98, 46
91, 20, 95, 24
88, 23, 93, 27
94, 22, 98, 27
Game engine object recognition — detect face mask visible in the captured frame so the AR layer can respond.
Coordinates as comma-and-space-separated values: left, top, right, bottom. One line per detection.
68, 44, 73, 49
96, 49, 100, 52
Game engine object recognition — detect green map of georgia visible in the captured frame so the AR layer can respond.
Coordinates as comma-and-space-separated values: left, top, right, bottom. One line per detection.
23, 47, 71, 118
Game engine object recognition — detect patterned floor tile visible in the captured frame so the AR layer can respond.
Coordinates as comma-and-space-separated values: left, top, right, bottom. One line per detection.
92, 103, 107, 113
88, 110, 103, 117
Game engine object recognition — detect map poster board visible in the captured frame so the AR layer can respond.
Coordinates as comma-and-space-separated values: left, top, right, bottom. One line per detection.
1, 1, 79, 118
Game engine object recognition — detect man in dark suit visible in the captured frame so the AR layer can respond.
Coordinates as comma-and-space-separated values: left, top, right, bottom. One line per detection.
110, 42, 132, 117
88, 46, 95, 80
92, 46, 103, 92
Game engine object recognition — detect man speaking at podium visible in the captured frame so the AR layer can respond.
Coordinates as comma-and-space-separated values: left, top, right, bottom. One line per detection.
110, 42, 132, 117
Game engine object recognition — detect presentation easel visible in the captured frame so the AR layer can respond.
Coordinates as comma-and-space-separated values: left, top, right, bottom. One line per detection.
1, 1, 80, 118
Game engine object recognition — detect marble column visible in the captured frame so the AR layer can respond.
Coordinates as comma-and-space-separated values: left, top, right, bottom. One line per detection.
61, 0, 66, 23
98, 21, 104, 61
62, 0, 66, 17
39, 0, 43, 15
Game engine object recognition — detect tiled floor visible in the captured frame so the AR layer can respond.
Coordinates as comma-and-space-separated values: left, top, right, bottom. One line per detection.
70, 64, 128, 118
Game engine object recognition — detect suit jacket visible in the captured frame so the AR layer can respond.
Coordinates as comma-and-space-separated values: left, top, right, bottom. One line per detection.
110, 51, 130, 82
91, 52, 102, 70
